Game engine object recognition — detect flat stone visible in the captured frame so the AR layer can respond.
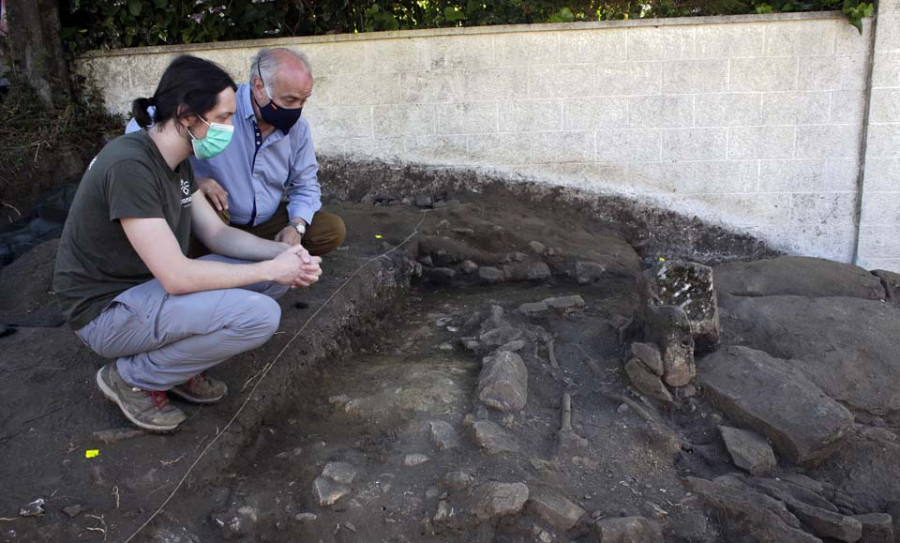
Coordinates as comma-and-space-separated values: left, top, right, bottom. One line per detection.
720, 426, 777, 476
477, 350, 528, 412
430, 421, 461, 450
519, 301, 549, 315
593, 516, 663, 543
686, 477, 821, 543
852, 513, 893, 543
497, 339, 526, 352
460, 260, 478, 274
625, 359, 674, 404
544, 295, 585, 312
443, 469, 476, 491
62, 504, 83, 518
529, 241, 546, 254
294, 513, 318, 523
478, 266, 505, 284
644, 304, 695, 387
404, 454, 430, 467
697, 346, 854, 465
716, 257, 885, 300
479, 326, 523, 347
575, 261, 606, 284
321, 462, 357, 485
527, 486, 586, 531
630, 342, 664, 376
426, 267, 457, 284
645, 260, 719, 350
752, 478, 839, 513
871, 269, 900, 308
502, 261, 551, 282
468, 482, 529, 521
313, 477, 351, 506
472, 421, 520, 454
789, 500, 862, 542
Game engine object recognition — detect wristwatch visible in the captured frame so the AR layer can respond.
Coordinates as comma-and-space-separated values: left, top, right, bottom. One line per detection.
290, 220, 307, 236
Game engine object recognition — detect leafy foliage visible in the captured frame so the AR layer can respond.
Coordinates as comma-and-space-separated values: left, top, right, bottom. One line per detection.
59, 0, 872, 56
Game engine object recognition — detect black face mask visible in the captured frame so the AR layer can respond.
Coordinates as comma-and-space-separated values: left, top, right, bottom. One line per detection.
253, 58, 303, 133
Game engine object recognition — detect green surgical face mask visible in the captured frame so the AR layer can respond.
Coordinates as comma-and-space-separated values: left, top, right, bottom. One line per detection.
188, 116, 234, 159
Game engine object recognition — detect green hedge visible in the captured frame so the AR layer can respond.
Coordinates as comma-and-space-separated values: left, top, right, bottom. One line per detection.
60, 0, 871, 57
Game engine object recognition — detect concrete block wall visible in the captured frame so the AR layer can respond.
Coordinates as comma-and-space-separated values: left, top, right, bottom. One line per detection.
77, 12, 898, 270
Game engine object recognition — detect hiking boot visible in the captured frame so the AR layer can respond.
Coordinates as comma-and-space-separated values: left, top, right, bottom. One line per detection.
95, 364, 187, 432
170, 373, 228, 404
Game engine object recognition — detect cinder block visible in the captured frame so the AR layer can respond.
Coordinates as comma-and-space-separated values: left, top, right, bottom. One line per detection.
428, 35, 495, 70
858, 225, 900, 258
303, 42, 369, 76
863, 158, 900, 191
564, 98, 629, 130
796, 125, 863, 159
790, 193, 857, 225
866, 125, 900, 158
694, 25, 765, 58
311, 74, 398, 106
662, 128, 728, 160
629, 95, 694, 128
825, 158, 860, 192
465, 68, 529, 101
857, 258, 900, 273
784, 223, 856, 261
404, 135, 469, 164
595, 62, 662, 95
759, 159, 827, 192
627, 26, 695, 61
380, 104, 435, 136
728, 126, 795, 160
467, 132, 594, 164
305, 106, 373, 138
498, 101, 563, 132
860, 191, 900, 225
311, 136, 347, 156
875, 15, 900, 53
494, 32, 558, 65
662, 60, 729, 93
798, 56, 869, 91
869, 89, 900, 123
831, 90, 869, 124
528, 64, 596, 98
730, 57, 797, 92
596, 129, 662, 162
834, 18, 873, 56
686, 193, 791, 225
399, 71, 465, 103
625, 162, 677, 193
695, 93, 763, 127
514, 162, 629, 188
674, 160, 759, 194
367, 38, 431, 73
436, 103, 498, 135
349, 136, 404, 160
879, 0, 900, 13
764, 20, 836, 56
762, 91, 831, 125
559, 29, 628, 62
872, 53, 900, 89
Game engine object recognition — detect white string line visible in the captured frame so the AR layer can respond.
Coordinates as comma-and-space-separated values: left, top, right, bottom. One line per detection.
123, 211, 429, 543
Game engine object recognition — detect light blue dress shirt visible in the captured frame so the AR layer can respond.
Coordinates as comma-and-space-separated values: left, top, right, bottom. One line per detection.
125, 83, 321, 226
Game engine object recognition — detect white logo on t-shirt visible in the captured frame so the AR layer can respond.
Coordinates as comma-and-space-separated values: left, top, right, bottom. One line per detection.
180, 179, 190, 196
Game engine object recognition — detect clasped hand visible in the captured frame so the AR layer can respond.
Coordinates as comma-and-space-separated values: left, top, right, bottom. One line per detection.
272, 245, 322, 288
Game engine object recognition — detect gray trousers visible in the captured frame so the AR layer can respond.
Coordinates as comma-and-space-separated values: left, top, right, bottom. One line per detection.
77, 255, 289, 391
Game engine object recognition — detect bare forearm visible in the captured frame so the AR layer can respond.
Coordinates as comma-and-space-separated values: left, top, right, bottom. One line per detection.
203, 225, 287, 261
166, 257, 275, 295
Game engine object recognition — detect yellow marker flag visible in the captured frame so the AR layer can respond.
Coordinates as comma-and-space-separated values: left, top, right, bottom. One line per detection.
375, 234, 383, 239
85, 450, 99, 459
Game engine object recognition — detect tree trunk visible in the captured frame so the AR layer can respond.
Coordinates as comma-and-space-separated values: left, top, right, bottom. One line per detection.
5, 0, 70, 106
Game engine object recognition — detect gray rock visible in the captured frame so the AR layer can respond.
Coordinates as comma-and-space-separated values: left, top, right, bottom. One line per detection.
503, 261, 552, 282
529, 241, 547, 254
430, 421, 461, 450
460, 260, 479, 274
753, 478, 839, 513
519, 301, 550, 315
788, 500, 862, 542
151, 526, 201, 543
853, 513, 893, 543
625, 359, 674, 404
575, 261, 606, 284
722, 295, 900, 416
545, 295, 586, 312
630, 342, 664, 376
697, 346, 854, 465
644, 304, 695, 387
404, 454, 430, 467
527, 486, 586, 531
322, 462, 357, 485
593, 516, 663, 543
468, 482, 529, 521
498, 339, 526, 352
444, 469, 476, 491
426, 267, 457, 284
472, 421, 520, 454
716, 257, 885, 300
645, 260, 719, 350
62, 504, 83, 518
294, 513, 317, 523
313, 477, 351, 506
434, 500, 453, 523
478, 350, 528, 412
212, 505, 258, 540
686, 477, 821, 543
414, 195, 434, 208
480, 305, 506, 332
871, 269, 900, 308
720, 426, 777, 476
418, 255, 434, 267
480, 326, 523, 347
478, 266, 505, 284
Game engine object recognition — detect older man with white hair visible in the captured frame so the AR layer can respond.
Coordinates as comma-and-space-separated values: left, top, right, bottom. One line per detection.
128, 47, 345, 256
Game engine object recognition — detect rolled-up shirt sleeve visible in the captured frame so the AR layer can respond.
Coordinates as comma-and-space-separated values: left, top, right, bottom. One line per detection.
285, 120, 322, 225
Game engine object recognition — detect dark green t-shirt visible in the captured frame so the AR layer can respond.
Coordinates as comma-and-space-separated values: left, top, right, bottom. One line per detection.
54, 131, 196, 330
